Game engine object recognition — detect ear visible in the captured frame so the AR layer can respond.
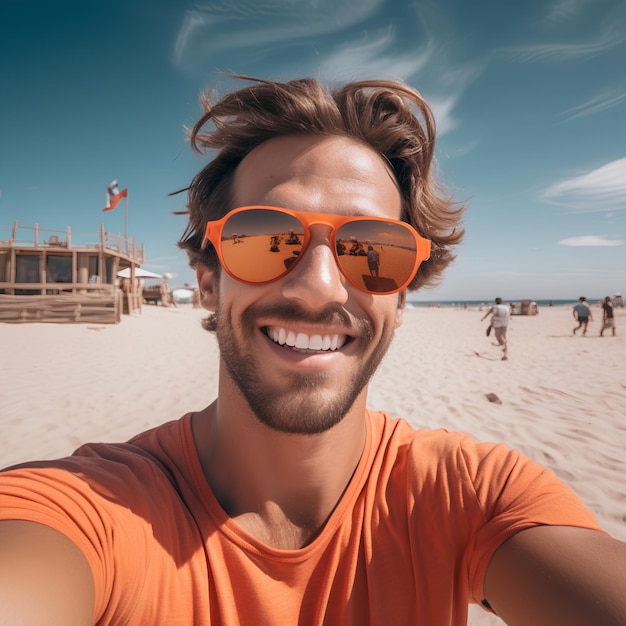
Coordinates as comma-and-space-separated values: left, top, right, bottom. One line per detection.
394, 290, 406, 328
196, 265, 218, 311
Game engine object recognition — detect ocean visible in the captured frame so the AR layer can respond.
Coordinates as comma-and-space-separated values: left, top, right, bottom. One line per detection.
406, 299, 588, 309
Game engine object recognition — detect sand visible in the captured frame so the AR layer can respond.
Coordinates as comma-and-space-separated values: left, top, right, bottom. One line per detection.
1, 302, 625, 625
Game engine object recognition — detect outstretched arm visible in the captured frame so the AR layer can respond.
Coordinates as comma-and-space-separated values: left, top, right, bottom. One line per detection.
0, 520, 95, 625
481, 307, 493, 322
484, 525, 626, 626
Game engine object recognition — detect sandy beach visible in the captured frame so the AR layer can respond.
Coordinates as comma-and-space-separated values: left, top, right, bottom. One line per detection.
1, 302, 625, 625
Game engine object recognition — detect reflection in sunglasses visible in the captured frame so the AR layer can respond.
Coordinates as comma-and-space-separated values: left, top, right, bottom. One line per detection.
204, 206, 430, 295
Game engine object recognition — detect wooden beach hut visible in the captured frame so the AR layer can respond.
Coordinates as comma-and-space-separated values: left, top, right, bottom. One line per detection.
0, 220, 146, 324
510, 299, 539, 316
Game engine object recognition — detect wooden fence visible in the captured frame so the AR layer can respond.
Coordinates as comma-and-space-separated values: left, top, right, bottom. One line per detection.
0, 292, 122, 324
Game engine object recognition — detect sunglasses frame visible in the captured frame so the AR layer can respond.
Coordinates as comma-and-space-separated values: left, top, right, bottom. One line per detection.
202, 205, 431, 295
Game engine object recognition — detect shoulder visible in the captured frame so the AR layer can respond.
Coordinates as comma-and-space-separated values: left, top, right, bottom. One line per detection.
71, 414, 195, 477
31, 415, 195, 494
368, 411, 506, 484
0, 414, 198, 549
368, 412, 598, 524
371, 411, 507, 461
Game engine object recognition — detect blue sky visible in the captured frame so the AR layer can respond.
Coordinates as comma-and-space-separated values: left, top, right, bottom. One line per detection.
1, 0, 625, 301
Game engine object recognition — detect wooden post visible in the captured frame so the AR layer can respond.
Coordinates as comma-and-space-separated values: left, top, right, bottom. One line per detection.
77, 253, 89, 292
124, 193, 129, 255
8, 248, 15, 294
130, 263, 136, 314
41, 249, 47, 287
99, 224, 105, 286
72, 250, 77, 295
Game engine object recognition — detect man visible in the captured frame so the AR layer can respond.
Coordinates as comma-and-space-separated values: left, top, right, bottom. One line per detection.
573, 296, 592, 335
481, 297, 511, 360
600, 295, 616, 337
1, 76, 625, 625
366, 245, 380, 277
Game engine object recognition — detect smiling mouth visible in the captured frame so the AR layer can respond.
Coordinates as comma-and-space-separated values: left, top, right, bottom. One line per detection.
265, 326, 349, 352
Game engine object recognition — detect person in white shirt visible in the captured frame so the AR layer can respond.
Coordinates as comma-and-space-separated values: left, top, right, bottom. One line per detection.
481, 297, 511, 360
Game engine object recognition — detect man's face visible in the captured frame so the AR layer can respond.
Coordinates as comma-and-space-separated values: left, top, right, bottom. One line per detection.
197, 135, 406, 434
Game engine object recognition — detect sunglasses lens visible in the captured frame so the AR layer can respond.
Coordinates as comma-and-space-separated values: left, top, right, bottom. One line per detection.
335, 220, 418, 293
220, 209, 305, 283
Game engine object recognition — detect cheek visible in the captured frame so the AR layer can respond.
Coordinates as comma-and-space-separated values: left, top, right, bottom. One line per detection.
216, 277, 267, 324
356, 293, 403, 338
393, 308, 404, 329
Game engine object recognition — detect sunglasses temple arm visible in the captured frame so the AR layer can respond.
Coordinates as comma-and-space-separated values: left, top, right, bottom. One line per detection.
201, 222, 218, 251
422, 238, 432, 262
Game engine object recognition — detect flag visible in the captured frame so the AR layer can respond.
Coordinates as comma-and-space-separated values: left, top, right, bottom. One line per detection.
103, 180, 128, 212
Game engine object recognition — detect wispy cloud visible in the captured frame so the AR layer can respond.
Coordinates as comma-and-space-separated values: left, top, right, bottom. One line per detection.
558, 235, 623, 246
498, 1, 626, 63
171, 1, 482, 139
173, 0, 383, 68
540, 158, 626, 212
316, 29, 435, 82
557, 91, 626, 123
544, 0, 595, 23
313, 31, 466, 135
500, 30, 625, 63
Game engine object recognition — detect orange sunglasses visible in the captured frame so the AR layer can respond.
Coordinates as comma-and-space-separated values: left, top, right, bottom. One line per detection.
202, 206, 431, 295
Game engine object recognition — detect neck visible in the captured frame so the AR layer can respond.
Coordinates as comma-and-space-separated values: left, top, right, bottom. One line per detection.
191, 379, 368, 549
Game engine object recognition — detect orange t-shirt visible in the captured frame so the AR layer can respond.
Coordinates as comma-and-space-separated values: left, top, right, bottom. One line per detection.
0, 410, 600, 625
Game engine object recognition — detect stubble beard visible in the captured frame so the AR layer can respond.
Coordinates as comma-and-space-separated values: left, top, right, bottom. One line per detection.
214, 300, 395, 435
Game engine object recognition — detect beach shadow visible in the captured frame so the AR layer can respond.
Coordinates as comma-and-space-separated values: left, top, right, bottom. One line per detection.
469, 351, 502, 361
361, 274, 398, 293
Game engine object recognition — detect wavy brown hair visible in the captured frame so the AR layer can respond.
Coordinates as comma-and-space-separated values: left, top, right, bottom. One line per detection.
178, 74, 463, 291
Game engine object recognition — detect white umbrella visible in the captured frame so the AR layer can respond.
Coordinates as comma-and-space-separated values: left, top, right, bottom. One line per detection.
117, 267, 162, 279
172, 288, 195, 303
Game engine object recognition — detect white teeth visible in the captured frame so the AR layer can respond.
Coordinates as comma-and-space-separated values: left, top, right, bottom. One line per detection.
267, 327, 346, 351
308, 335, 323, 350
295, 333, 309, 349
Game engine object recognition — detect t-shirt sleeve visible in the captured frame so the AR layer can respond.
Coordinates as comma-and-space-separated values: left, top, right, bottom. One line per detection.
457, 436, 603, 606
0, 455, 156, 621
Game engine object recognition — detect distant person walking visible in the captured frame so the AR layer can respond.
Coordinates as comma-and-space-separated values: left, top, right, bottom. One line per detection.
366, 245, 380, 277
600, 296, 616, 337
481, 297, 511, 360
572, 297, 592, 336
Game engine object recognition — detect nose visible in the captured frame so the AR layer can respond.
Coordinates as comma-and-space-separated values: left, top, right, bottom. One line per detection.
280, 227, 349, 307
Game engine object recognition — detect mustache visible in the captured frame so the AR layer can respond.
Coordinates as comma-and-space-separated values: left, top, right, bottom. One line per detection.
241, 301, 361, 331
